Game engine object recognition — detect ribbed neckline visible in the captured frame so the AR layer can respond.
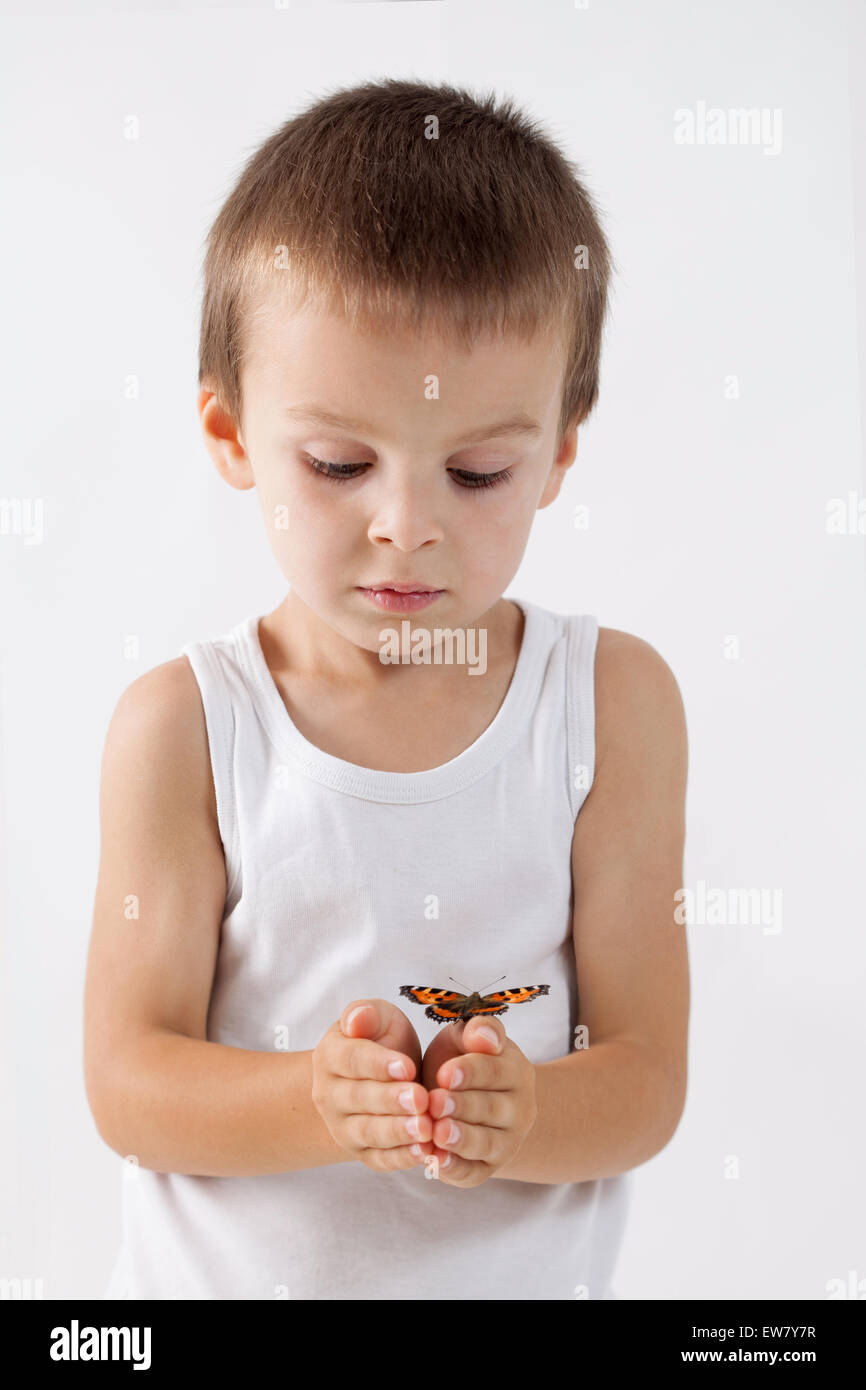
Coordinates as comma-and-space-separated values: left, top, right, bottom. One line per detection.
233, 597, 549, 803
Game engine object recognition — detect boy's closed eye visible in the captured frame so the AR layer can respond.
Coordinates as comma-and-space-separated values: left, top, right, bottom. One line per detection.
303, 453, 515, 491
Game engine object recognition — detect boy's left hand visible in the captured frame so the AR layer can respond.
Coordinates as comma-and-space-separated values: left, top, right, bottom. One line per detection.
420, 1016, 537, 1188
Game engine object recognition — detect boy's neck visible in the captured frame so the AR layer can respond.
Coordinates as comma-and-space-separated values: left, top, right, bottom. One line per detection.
259, 591, 524, 696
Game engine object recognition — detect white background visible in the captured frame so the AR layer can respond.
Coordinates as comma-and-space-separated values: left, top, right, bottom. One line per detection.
1, 0, 864, 1300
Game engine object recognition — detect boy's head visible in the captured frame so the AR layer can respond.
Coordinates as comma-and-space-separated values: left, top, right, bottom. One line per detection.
198, 78, 613, 646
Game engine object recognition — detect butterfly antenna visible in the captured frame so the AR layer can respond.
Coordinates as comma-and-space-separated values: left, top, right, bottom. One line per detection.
477, 974, 507, 995
448, 976, 473, 993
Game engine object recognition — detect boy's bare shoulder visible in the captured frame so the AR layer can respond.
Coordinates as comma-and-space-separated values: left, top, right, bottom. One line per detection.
594, 625, 682, 687
593, 626, 687, 778
101, 657, 216, 823
107, 656, 206, 749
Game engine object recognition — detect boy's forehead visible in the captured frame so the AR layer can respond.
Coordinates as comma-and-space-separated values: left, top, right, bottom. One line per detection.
244, 288, 568, 389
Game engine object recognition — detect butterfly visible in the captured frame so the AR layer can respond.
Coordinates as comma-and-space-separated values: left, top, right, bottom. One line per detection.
399, 978, 550, 1025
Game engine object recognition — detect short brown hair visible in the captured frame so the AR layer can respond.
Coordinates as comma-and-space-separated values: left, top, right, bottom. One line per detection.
198, 78, 615, 444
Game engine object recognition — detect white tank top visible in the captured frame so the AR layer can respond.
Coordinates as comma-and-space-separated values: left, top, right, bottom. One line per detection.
103, 596, 630, 1300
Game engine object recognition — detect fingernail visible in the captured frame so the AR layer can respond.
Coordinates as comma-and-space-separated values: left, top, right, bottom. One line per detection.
409, 1143, 423, 1157
398, 1088, 417, 1113
439, 1094, 455, 1116
346, 1004, 373, 1028
388, 1058, 409, 1080
441, 1153, 452, 1168
405, 1116, 422, 1140
445, 1122, 460, 1145
449, 1067, 464, 1088
476, 1025, 499, 1048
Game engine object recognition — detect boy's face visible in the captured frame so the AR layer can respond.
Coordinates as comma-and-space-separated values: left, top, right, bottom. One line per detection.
199, 295, 578, 652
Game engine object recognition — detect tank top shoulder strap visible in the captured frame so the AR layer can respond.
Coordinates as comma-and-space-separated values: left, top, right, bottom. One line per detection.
180, 624, 246, 912
564, 613, 600, 822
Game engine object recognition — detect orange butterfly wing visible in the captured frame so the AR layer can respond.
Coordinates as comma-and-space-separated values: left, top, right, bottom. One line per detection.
479, 985, 550, 1010
399, 984, 550, 1024
399, 986, 463, 1007
399, 986, 466, 1020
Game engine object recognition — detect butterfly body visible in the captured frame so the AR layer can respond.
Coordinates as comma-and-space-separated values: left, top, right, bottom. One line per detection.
399, 983, 550, 1025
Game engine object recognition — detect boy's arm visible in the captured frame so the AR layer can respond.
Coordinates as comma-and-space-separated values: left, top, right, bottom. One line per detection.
83, 657, 352, 1177
495, 628, 689, 1184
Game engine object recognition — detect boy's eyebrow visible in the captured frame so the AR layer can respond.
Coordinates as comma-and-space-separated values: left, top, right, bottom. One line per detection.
282, 404, 544, 445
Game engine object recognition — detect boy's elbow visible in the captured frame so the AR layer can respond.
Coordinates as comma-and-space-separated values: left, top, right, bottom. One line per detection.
85, 1071, 123, 1157
627, 1042, 687, 1160
655, 1063, 687, 1153
84, 1050, 134, 1160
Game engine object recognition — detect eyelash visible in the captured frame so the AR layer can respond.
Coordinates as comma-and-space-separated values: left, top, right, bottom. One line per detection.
305, 456, 514, 491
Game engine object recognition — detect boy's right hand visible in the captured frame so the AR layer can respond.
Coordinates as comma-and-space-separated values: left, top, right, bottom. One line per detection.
311, 1000, 435, 1173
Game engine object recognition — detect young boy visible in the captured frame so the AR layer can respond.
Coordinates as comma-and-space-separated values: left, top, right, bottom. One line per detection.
85, 78, 689, 1301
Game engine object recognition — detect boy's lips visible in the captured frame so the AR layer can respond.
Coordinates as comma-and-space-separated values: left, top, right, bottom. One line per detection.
357, 584, 446, 613
359, 582, 444, 593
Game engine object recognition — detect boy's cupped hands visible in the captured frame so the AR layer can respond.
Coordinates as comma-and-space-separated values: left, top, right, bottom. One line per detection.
311, 999, 537, 1188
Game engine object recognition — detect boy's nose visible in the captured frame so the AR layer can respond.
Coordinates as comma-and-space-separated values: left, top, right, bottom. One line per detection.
367, 481, 445, 551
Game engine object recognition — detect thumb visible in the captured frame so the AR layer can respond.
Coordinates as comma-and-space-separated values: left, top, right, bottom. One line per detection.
462, 1015, 506, 1054
422, 1018, 467, 1090
341, 1000, 383, 1039
340, 998, 422, 1072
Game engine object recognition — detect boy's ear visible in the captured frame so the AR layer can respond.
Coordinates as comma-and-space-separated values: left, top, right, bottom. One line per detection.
197, 388, 256, 491
538, 420, 580, 509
